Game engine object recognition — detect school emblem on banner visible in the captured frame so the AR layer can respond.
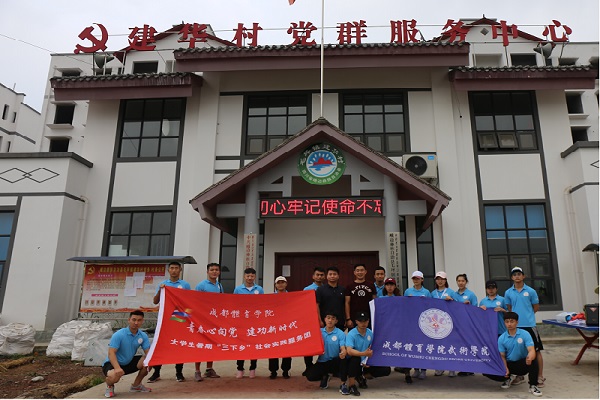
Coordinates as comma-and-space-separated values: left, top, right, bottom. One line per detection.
418, 308, 453, 339
298, 142, 346, 185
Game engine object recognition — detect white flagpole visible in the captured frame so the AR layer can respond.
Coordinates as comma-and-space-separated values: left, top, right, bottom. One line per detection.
320, 0, 325, 117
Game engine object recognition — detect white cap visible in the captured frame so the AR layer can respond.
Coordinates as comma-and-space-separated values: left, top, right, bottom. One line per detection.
275, 276, 287, 283
411, 271, 424, 279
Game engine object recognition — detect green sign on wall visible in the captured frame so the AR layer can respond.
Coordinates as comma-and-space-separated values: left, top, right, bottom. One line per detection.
298, 142, 346, 185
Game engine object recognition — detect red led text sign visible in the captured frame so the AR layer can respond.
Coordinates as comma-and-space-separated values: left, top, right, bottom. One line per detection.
260, 197, 383, 218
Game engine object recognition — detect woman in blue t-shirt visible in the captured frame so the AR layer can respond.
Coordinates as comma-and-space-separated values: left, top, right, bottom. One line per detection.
430, 271, 457, 378
454, 274, 478, 377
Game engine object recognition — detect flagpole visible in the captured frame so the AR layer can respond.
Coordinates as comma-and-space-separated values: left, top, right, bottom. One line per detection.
320, 0, 324, 117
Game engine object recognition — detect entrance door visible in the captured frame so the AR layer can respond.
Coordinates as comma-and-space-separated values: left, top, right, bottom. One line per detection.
274, 252, 379, 292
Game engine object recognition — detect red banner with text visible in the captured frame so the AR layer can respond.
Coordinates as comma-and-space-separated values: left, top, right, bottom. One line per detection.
145, 287, 323, 366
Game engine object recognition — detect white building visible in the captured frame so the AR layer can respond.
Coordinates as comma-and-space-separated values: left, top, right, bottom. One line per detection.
0, 82, 41, 152
0, 19, 597, 331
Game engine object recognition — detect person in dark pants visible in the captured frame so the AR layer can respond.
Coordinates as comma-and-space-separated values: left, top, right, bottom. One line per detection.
339, 312, 391, 396
483, 312, 542, 397
268, 276, 292, 379
305, 312, 347, 389
316, 266, 346, 331
148, 262, 190, 383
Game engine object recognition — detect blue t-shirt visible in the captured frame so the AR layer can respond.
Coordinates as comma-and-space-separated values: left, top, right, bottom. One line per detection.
104, 327, 150, 365
431, 287, 456, 300
155, 279, 191, 295
195, 279, 223, 293
318, 327, 346, 362
504, 284, 539, 327
233, 284, 264, 294
374, 283, 385, 298
346, 327, 373, 363
304, 282, 320, 291
498, 328, 534, 362
479, 295, 507, 335
404, 287, 431, 297
454, 288, 478, 306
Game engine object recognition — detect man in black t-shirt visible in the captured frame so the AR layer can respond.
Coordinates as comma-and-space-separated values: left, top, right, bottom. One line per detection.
344, 264, 377, 330
316, 266, 346, 331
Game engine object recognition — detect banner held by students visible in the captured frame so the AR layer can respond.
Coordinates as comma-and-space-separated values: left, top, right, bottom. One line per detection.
368, 297, 505, 375
145, 287, 323, 366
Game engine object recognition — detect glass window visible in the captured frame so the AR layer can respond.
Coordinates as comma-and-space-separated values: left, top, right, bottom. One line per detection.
244, 94, 310, 155
341, 92, 407, 155
470, 91, 538, 152
118, 99, 185, 159
483, 204, 556, 305
0, 212, 14, 309
107, 211, 172, 256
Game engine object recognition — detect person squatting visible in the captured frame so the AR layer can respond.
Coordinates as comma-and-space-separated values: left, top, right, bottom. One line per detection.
105, 264, 545, 398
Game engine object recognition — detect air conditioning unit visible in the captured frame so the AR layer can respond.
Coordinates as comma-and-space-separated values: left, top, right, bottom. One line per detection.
402, 153, 438, 180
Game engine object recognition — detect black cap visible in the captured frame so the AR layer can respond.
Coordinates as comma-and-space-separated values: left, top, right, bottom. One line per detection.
485, 280, 497, 288
355, 311, 369, 322
510, 266, 524, 275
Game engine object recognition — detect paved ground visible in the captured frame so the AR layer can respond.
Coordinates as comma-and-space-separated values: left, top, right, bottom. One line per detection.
69, 339, 598, 399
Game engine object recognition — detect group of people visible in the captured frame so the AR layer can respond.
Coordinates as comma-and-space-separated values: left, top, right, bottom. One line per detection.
101, 262, 546, 398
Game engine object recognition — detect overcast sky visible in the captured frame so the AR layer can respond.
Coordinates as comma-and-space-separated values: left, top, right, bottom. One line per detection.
1, 0, 598, 111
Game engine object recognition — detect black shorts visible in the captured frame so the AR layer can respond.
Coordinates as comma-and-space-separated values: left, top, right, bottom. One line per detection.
521, 326, 544, 351
102, 355, 142, 376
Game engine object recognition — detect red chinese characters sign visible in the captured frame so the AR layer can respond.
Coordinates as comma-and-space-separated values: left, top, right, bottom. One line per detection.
73, 19, 573, 53
260, 197, 383, 218
145, 287, 323, 365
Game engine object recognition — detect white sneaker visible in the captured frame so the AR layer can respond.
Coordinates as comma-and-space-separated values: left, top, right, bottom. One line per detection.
249, 369, 256, 379
235, 370, 243, 379
529, 385, 543, 397
418, 370, 426, 379
501, 375, 515, 389
448, 371, 457, 377
434, 370, 444, 376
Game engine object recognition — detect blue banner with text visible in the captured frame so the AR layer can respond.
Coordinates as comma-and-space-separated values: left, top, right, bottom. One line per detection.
368, 297, 505, 375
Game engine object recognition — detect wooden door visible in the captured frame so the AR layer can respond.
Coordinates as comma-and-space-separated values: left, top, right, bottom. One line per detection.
274, 252, 380, 292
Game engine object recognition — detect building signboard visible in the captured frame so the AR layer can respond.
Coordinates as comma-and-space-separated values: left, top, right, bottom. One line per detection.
298, 142, 346, 185
260, 197, 382, 218
80, 264, 166, 313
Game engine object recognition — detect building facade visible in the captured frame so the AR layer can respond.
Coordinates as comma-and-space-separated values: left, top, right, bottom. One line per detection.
0, 19, 597, 331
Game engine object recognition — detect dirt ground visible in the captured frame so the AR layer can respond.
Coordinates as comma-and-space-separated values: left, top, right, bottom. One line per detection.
0, 352, 104, 399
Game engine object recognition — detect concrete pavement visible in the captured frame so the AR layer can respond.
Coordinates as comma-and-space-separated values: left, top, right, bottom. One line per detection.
69, 340, 598, 399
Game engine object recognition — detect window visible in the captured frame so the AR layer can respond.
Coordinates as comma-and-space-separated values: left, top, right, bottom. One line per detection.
2, 105, 8, 120
118, 98, 185, 158
471, 92, 538, 152
61, 70, 81, 77
0, 211, 15, 309
219, 221, 238, 294
132, 61, 159, 74
341, 93, 407, 154
49, 138, 70, 152
565, 93, 584, 114
483, 204, 557, 305
107, 211, 172, 256
54, 104, 75, 125
11, 112, 16, 123
571, 127, 589, 143
414, 216, 435, 290
245, 94, 309, 155
511, 54, 537, 67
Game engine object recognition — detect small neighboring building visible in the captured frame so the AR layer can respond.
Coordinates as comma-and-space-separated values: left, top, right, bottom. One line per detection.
0, 19, 597, 331
0, 82, 41, 152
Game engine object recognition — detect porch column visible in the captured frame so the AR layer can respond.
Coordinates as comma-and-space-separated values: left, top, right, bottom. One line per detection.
243, 178, 260, 272
383, 175, 403, 290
